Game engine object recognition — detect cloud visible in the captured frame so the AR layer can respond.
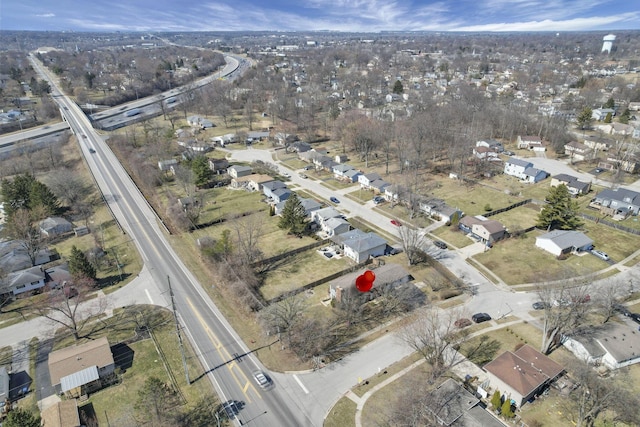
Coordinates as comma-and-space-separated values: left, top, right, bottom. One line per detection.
453, 12, 640, 32
35, 13, 56, 18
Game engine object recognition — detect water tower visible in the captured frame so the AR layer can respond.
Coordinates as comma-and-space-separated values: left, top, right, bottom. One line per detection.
602, 34, 616, 54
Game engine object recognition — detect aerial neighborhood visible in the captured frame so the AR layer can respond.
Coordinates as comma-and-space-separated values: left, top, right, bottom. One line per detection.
1, 26, 640, 427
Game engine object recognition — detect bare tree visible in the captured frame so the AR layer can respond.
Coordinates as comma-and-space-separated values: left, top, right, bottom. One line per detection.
594, 279, 626, 323
259, 293, 307, 347
397, 225, 429, 265
30, 277, 108, 340
563, 362, 639, 427
230, 214, 264, 265
3, 208, 44, 266
46, 168, 90, 206
537, 280, 591, 354
398, 308, 471, 380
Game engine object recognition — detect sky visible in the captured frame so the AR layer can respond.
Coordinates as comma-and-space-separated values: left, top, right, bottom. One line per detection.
1, 0, 638, 33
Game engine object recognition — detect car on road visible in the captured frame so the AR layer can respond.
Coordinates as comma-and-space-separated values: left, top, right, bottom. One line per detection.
299, 173, 308, 179
390, 219, 402, 227
82, 134, 87, 139
591, 249, 609, 261
281, 171, 291, 178
454, 318, 472, 328
253, 370, 271, 389
532, 301, 548, 310
630, 313, 640, 324
330, 196, 340, 204
613, 303, 631, 316
88, 148, 96, 154
434, 241, 448, 249
220, 400, 241, 419
472, 313, 491, 323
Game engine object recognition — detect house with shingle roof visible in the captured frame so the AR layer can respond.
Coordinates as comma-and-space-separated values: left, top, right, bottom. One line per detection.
592, 188, 640, 216
504, 157, 547, 183
483, 344, 564, 408
550, 174, 591, 196
459, 216, 506, 244
535, 230, 593, 256
331, 229, 386, 263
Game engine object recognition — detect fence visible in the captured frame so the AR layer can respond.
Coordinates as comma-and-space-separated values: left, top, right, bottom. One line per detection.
580, 213, 640, 235
251, 238, 328, 269
484, 199, 533, 217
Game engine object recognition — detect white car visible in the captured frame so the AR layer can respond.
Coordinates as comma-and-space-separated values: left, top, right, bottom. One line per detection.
253, 370, 271, 389
591, 249, 609, 261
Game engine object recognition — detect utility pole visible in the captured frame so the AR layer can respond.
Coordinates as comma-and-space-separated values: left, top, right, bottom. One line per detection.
168, 276, 190, 384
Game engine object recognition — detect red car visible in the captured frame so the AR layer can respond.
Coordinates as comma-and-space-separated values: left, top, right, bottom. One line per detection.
390, 219, 402, 227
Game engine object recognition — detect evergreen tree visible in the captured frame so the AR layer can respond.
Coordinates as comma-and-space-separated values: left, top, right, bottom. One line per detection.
1, 174, 59, 218
536, 184, 584, 231
190, 156, 213, 187
68, 245, 97, 280
604, 112, 612, 123
491, 390, 502, 410
3, 408, 41, 427
392, 79, 404, 94
278, 194, 307, 236
603, 97, 615, 109
618, 108, 630, 124
29, 180, 60, 217
501, 399, 514, 418
576, 107, 593, 130
212, 229, 233, 259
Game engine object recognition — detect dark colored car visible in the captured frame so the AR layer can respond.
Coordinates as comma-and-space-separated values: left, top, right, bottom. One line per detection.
89, 148, 96, 153
434, 241, 448, 249
532, 301, 548, 310
630, 313, 640, 324
472, 313, 491, 323
613, 304, 631, 316
330, 196, 340, 204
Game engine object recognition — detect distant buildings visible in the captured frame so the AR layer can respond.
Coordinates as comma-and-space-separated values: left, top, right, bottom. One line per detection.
601, 34, 616, 54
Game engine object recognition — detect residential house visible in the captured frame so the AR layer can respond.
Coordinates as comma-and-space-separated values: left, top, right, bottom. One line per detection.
419, 198, 462, 223
247, 131, 270, 141
274, 197, 321, 217
208, 158, 229, 174
328, 263, 412, 302
484, 345, 564, 408
459, 216, 506, 244
227, 165, 253, 179
262, 181, 288, 200
592, 188, 640, 216
335, 154, 348, 164
333, 164, 355, 180
343, 168, 362, 183
550, 174, 591, 196
230, 174, 273, 191
1, 266, 46, 296
476, 139, 504, 153
321, 217, 351, 237
535, 230, 594, 257
421, 378, 505, 427
592, 108, 615, 121
0, 241, 53, 273
563, 319, 640, 370
313, 155, 336, 171
274, 133, 299, 146
583, 136, 611, 152
311, 207, 343, 226
187, 115, 214, 129
288, 141, 311, 153
473, 146, 499, 160
39, 217, 73, 237
157, 159, 178, 172
40, 399, 81, 427
48, 337, 115, 398
504, 158, 547, 183
369, 179, 390, 194
211, 133, 237, 147
45, 264, 72, 290
605, 153, 640, 174
331, 229, 386, 263
270, 188, 292, 204
384, 185, 406, 203
516, 135, 544, 150
358, 172, 382, 190
610, 123, 634, 137
564, 141, 592, 162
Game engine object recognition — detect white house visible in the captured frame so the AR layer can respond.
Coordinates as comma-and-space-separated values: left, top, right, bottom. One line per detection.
321, 217, 351, 237
332, 229, 386, 263
504, 157, 548, 183
227, 165, 253, 178
516, 135, 543, 150
563, 319, 640, 370
535, 230, 593, 256
332, 164, 355, 180
358, 172, 382, 189
2, 266, 46, 296
311, 207, 343, 226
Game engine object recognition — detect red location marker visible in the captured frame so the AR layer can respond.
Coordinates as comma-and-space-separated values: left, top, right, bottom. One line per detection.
355, 270, 376, 292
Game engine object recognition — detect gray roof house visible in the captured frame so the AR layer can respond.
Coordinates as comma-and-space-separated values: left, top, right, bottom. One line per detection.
274, 197, 321, 217
331, 229, 387, 263
0, 241, 53, 273
227, 165, 253, 179
343, 168, 362, 183
2, 265, 46, 296
593, 188, 640, 216
39, 217, 73, 237
322, 217, 351, 237
271, 188, 292, 204
332, 164, 355, 179
370, 179, 391, 193
263, 181, 288, 200
563, 318, 640, 370
550, 174, 591, 196
359, 172, 382, 189
535, 230, 594, 257
158, 159, 178, 171
504, 157, 547, 183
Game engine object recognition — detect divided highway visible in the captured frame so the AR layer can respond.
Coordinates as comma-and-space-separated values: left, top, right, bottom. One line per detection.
30, 55, 308, 426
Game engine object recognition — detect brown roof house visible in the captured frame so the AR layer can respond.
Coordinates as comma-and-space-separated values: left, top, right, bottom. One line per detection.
40, 399, 81, 427
483, 345, 564, 408
459, 216, 507, 245
48, 337, 115, 398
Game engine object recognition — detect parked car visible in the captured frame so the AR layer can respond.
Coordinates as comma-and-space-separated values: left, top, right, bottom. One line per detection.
299, 173, 308, 179
472, 313, 491, 323
253, 370, 271, 389
532, 301, 548, 310
434, 241, 448, 249
455, 318, 472, 328
390, 219, 402, 227
503, 150, 515, 156
629, 313, 640, 324
303, 165, 313, 171
591, 249, 609, 261
613, 303, 631, 316
373, 196, 385, 205
330, 196, 340, 204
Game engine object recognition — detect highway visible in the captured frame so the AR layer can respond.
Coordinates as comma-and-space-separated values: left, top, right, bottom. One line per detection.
29, 55, 308, 426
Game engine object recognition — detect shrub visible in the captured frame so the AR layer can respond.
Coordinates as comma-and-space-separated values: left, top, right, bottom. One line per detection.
439, 289, 462, 300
